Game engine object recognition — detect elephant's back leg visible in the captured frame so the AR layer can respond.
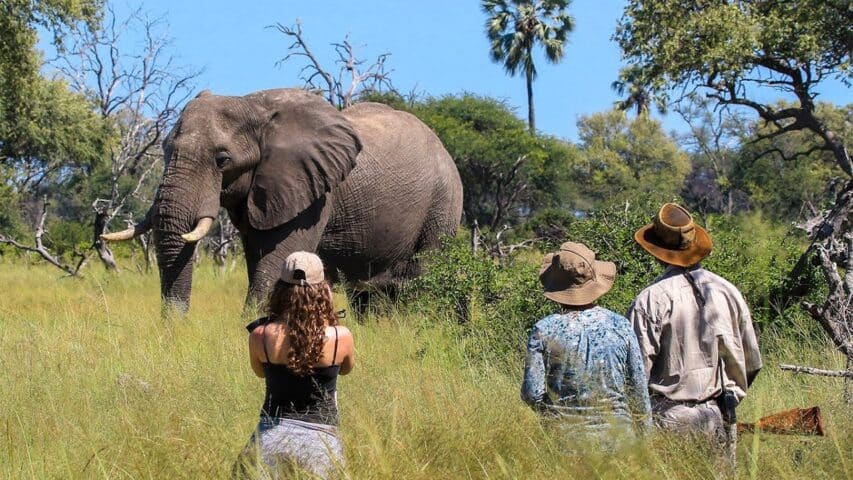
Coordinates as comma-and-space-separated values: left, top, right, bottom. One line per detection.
373, 153, 464, 287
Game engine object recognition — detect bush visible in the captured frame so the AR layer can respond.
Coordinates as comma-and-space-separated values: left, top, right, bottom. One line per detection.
406, 202, 822, 362
404, 232, 552, 362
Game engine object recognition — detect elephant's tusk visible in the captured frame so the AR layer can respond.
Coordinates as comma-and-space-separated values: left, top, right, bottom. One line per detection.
100, 219, 152, 242
181, 217, 214, 243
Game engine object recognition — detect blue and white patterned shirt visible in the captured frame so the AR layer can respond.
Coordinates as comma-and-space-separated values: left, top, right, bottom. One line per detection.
521, 306, 651, 430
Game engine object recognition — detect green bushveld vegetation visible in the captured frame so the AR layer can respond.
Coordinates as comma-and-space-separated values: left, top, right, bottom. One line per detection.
1, 1, 851, 478
2, 207, 850, 479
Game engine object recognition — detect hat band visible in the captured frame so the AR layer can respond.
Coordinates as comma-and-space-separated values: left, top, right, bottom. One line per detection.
653, 217, 696, 250
558, 248, 597, 283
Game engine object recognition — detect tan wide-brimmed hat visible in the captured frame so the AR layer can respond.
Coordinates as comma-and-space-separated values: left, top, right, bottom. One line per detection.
539, 242, 616, 306
634, 203, 713, 267
281, 251, 325, 285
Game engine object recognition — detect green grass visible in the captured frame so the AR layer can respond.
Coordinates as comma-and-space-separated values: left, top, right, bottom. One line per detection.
0, 261, 850, 479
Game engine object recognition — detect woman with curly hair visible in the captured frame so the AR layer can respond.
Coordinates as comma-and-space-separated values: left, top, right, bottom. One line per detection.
237, 251, 354, 479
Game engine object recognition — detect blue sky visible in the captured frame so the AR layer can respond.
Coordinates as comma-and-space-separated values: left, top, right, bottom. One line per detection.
53, 1, 852, 141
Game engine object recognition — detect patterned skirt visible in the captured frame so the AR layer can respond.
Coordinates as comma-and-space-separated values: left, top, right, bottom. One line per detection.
234, 416, 344, 479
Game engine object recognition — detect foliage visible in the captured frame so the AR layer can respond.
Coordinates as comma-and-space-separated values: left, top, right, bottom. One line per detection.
2, 258, 850, 478
482, 0, 574, 131
733, 103, 852, 219
0, 0, 112, 260
0, 0, 101, 88
398, 94, 579, 227
614, 0, 852, 177
0, 0, 108, 189
574, 109, 689, 209
0, 169, 25, 240
521, 206, 576, 242
405, 232, 552, 359
0, 77, 112, 193
408, 201, 819, 366
675, 95, 750, 216
611, 65, 668, 116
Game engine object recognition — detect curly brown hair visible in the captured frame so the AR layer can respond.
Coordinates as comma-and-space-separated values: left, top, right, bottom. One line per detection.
266, 280, 338, 375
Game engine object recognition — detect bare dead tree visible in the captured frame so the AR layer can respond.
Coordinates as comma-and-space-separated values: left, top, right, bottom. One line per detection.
271, 20, 394, 109
782, 185, 853, 402
53, 5, 199, 271
134, 231, 155, 273
204, 211, 240, 276
470, 222, 540, 263
0, 197, 90, 276
675, 96, 749, 215
489, 155, 529, 229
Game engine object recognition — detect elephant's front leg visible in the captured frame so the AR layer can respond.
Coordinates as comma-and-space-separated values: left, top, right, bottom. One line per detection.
243, 197, 331, 310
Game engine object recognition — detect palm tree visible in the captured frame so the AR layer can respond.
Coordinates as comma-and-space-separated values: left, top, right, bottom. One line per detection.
482, 0, 574, 133
611, 66, 667, 116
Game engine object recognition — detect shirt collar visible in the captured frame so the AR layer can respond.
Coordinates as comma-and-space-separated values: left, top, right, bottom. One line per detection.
656, 263, 703, 282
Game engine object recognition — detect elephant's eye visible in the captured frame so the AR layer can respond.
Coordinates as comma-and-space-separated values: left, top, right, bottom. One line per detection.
215, 152, 231, 169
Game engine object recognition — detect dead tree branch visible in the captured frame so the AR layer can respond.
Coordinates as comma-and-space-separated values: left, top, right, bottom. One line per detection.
469, 222, 540, 262
271, 20, 336, 105
704, 68, 852, 177
204, 211, 240, 275
778, 180, 853, 404
0, 197, 90, 276
53, 5, 199, 270
271, 20, 394, 109
780, 364, 853, 379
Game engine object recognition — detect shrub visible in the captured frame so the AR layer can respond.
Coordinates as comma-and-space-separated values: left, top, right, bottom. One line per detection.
404, 232, 552, 362
406, 202, 821, 362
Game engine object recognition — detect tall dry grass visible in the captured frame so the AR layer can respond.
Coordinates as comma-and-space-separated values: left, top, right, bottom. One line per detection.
0, 261, 850, 479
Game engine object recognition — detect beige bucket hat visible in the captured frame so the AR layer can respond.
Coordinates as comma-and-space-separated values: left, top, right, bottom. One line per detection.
281, 251, 325, 285
539, 242, 616, 306
634, 203, 713, 267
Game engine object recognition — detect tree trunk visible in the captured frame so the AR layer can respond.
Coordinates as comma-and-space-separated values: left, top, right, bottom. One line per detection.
93, 209, 119, 271
526, 68, 535, 133
135, 232, 154, 273
786, 179, 853, 405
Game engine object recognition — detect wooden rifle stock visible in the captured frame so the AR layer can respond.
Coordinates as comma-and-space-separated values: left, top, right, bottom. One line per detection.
737, 407, 825, 436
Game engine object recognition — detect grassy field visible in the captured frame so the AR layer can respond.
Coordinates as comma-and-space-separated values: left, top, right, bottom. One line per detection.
0, 260, 850, 479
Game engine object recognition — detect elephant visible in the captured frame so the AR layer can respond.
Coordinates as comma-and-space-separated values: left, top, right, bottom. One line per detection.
102, 88, 463, 314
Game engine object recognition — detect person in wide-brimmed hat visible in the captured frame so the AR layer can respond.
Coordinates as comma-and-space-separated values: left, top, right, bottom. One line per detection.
627, 203, 762, 470
521, 242, 651, 446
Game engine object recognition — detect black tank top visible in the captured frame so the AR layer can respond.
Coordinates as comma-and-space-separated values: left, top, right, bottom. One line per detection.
258, 319, 341, 425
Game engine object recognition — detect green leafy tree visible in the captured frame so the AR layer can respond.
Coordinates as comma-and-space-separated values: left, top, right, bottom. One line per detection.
575, 109, 689, 208
733, 103, 851, 219
0, 0, 109, 238
615, 0, 853, 386
676, 95, 750, 215
482, 0, 574, 132
0, 0, 104, 170
410, 94, 578, 228
615, 0, 851, 177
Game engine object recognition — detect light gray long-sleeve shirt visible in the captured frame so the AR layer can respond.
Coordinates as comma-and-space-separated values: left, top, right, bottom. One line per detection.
627, 265, 762, 403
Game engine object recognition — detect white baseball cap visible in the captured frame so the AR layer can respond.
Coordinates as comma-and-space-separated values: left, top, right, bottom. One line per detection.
280, 251, 325, 285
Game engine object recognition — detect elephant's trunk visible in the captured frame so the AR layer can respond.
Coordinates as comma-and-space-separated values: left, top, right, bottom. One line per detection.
155, 228, 197, 315
153, 160, 220, 316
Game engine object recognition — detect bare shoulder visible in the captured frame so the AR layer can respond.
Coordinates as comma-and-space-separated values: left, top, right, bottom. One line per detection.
330, 325, 354, 347
248, 326, 265, 347
330, 325, 353, 338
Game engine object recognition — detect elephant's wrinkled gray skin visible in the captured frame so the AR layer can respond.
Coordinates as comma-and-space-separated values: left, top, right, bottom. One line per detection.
145, 89, 462, 313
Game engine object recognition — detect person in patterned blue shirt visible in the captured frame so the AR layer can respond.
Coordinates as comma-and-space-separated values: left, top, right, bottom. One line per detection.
522, 242, 651, 445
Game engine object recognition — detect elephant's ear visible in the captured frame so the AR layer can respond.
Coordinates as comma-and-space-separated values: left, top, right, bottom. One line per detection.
247, 95, 362, 230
